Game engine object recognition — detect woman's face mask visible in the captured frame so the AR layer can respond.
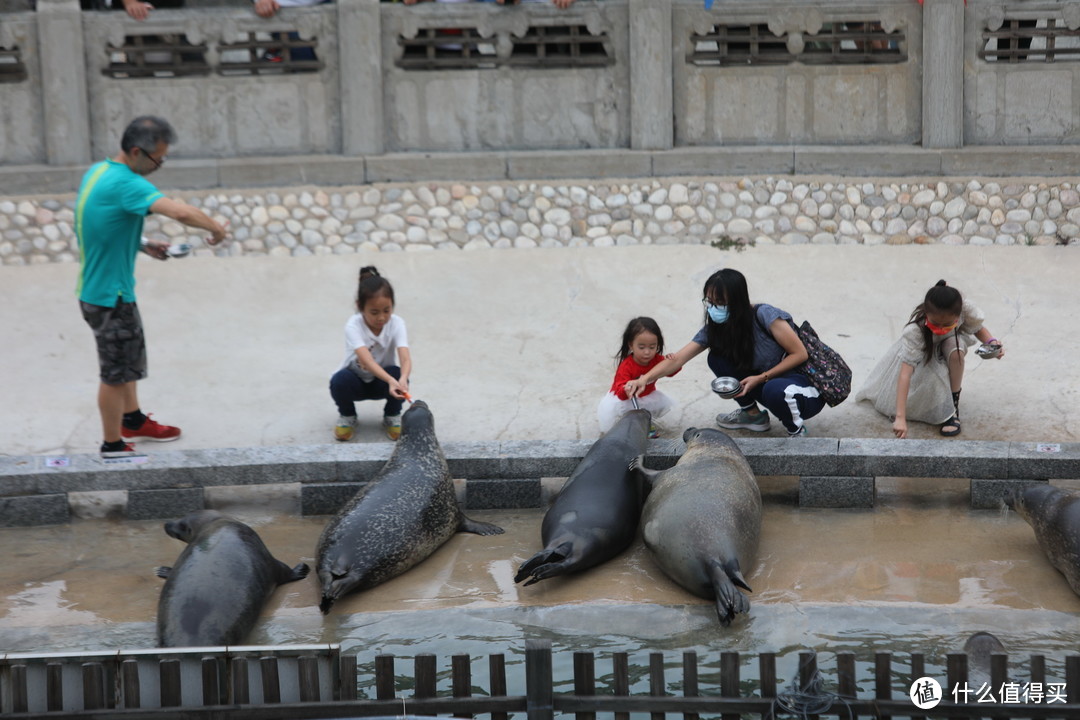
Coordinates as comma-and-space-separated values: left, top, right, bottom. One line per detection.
706, 304, 730, 324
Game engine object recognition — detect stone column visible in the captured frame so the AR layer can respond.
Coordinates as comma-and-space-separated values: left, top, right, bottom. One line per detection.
921, 0, 964, 148
338, 0, 384, 156
629, 0, 673, 151
36, 0, 91, 165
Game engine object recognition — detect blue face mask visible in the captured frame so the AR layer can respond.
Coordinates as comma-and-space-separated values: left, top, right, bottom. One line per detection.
707, 304, 729, 324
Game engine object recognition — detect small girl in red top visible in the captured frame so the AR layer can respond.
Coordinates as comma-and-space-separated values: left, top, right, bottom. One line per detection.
597, 317, 679, 437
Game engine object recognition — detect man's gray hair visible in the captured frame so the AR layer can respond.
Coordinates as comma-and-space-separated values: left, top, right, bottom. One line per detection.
120, 116, 177, 154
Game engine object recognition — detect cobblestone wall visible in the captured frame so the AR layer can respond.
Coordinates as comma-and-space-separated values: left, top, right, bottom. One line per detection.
2, 177, 1077, 266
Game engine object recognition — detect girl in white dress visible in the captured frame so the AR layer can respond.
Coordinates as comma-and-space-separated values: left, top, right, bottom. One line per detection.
856, 280, 1003, 438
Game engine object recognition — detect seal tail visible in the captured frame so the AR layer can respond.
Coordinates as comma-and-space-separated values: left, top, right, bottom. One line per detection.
709, 560, 752, 627
514, 542, 574, 586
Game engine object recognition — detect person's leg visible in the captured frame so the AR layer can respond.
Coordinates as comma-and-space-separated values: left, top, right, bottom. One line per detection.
98, 381, 133, 444
330, 368, 366, 417
758, 373, 826, 435
707, 353, 770, 431
941, 341, 965, 435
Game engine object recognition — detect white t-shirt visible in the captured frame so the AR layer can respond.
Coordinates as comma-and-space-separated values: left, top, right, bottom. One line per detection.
339, 314, 409, 382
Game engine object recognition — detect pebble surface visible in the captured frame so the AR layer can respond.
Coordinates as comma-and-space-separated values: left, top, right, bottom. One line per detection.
2, 176, 1077, 265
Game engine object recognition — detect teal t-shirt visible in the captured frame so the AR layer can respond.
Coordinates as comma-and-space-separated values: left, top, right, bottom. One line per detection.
75, 159, 164, 307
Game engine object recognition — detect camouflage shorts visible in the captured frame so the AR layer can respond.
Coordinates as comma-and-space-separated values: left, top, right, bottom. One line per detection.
80, 300, 147, 385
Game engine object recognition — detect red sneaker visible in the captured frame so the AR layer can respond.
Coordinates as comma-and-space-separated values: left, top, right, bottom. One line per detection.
121, 414, 181, 442
101, 441, 138, 458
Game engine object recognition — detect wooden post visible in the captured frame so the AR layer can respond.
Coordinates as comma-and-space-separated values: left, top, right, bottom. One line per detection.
452, 653, 473, 719
122, 658, 142, 709
1066, 655, 1080, 705
47, 662, 64, 712
261, 657, 281, 704
340, 654, 358, 701
909, 653, 924, 720
649, 652, 666, 720
945, 653, 966, 720
525, 639, 554, 720
837, 652, 857, 720
990, 652, 1008, 720
759, 652, 777, 720
875, 652, 893, 720
231, 657, 250, 705
10, 664, 29, 713
375, 655, 396, 700
720, 652, 740, 720
202, 658, 221, 707
490, 654, 508, 720
160, 658, 182, 708
682, 651, 699, 720
83, 662, 106, 710
1030, 654, 1046, 687
573, 651, 595, 720
612, 652, 630, 720
799, 652, 818, 720
298, 656, 320, 703
415, 654, 437, 699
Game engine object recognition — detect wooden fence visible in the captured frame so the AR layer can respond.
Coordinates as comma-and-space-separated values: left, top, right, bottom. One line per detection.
4, 640, 1080, 718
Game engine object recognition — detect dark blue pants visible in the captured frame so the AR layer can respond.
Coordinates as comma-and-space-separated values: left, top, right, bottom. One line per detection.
707, 353, 826, 433
330, 366, 403, 418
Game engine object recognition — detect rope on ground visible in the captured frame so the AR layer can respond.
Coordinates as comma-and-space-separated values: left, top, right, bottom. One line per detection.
771, 655, 854, 720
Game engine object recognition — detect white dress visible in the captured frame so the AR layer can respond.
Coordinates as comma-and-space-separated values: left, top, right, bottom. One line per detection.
855, 299, 985, 424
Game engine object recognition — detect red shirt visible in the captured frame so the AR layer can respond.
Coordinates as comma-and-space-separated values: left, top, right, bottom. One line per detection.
609, 355, 679, 401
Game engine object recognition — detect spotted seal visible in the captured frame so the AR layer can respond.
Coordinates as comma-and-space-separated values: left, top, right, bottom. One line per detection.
515, 408, 651, 585
316, 400, 503, 613
638, 427, 761, 626
1004, 484, 1080, 598
155, 510, 309, 647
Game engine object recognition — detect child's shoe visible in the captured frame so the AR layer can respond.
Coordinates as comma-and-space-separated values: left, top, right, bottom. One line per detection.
648, 424, 659, 439
383, 414, 402, 441
334, 415, 357, 441
100, 440, 138, 458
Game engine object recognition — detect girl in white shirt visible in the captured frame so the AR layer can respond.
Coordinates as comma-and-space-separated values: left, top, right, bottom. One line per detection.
330, 266, 412, 441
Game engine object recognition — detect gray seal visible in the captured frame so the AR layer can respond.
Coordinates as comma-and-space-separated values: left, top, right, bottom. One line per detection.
515, 409, 651, 585
639, 427, 761, 626
317, 400, 503, 613
1004, 483, 1080, 598
155, 510, 309, 647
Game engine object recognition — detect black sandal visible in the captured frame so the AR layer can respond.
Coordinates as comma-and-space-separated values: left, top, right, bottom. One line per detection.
940, 415, 961, 436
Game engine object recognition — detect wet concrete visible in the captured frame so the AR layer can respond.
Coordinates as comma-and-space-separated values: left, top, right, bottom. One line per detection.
2, 478, 1078, 665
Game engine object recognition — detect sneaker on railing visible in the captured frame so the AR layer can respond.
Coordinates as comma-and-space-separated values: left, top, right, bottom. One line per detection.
715, 408, 771, 432
121, 414, 181, 442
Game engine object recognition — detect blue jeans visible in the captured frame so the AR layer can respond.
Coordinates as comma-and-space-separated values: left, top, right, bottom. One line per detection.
707, 353, 826, 433
330, 365, 403, 418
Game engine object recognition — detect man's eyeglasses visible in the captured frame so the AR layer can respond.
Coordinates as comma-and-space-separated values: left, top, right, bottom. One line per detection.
142, 149, 167, 171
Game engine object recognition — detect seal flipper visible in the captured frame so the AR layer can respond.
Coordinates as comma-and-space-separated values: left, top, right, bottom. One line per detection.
154, 566, 171, 579
629, 455, 661, 499
273, 560, 310, 584
709, 560, 751, 627
514, 542, 574, 585
458, 514, 505, 536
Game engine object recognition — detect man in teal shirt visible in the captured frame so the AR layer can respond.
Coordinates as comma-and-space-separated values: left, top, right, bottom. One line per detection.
76, 116, 228, 457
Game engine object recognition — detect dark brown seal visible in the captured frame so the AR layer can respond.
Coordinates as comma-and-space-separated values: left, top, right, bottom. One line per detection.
515, 409, 651, 586
1004, 484, 1080, 598
156, 510, 309, 647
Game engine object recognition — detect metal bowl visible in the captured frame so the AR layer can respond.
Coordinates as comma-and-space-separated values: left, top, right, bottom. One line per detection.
711, 376, 742, 399
167, 243, 193, 259
975, 342, 1002, 359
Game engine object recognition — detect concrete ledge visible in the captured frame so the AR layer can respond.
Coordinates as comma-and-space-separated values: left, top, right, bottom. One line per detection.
127, 487, 205, 521
0, 493, 69, 527
16, 145, 1080, 195
970, 478, 1049, 510
799, 476, 875, 508
301, 482, 367, 516
365, 152, 508, 183
3, 437, 1077, 525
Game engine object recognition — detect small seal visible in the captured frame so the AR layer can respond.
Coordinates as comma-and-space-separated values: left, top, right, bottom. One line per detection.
515, 409, 651, 586
316, 400, 503, 613
1004, 483, 1080, 598
156, 510, 309, 647
961, 631, 1008, 688
639, 427, 761, 626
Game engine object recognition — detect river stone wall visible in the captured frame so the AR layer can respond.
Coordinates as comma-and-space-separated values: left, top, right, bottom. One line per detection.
2, 176, 1077, 265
